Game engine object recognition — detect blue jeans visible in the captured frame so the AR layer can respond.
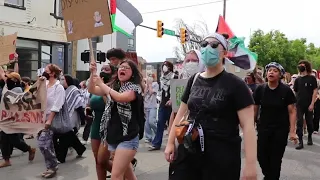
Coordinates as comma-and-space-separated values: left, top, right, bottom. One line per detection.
152, 106, 172, 148
108, 136, 139, 151
144, 108, 158, 141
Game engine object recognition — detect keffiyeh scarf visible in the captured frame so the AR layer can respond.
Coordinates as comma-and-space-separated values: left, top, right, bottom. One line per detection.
100, 82, 142, 144
160, 72, 173, 97
65, 85, 83, 118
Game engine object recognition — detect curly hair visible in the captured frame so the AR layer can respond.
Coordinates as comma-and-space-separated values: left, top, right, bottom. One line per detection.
298, 60, 312, 74
106, 48, 126, 60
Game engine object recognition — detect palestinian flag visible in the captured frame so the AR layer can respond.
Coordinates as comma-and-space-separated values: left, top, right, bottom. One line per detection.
216, 15, 258, 71
109, 0, 143, 37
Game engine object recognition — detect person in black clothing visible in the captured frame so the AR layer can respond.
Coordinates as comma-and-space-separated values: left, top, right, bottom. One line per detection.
149, 61, 176, 151
294, 60, 318, 150
165, 33, 257, 180
254, 62, 297, 180
311, 69, 320, 134
245, 72, 257, 93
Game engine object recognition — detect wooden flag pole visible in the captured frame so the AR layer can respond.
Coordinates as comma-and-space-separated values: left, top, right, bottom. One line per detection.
88, 38, 96, 74
88, 38, 94, 62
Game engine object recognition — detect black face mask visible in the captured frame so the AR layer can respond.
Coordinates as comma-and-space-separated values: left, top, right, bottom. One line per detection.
100, 72, 112, 84
6, 79, 16, 90
42, 72, 50, 80
0, 79, 5, 89
298, 66, 306, 72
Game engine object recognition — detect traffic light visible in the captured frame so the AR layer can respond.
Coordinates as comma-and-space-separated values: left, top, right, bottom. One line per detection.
180, 28, 187, 44
157, 20, 164, 38
81, 51, 90, 63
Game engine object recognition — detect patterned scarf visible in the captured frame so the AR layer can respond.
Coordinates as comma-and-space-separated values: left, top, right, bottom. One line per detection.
65, 85, 83, 118
160, 72, 173, 97
100, 82, 142, 144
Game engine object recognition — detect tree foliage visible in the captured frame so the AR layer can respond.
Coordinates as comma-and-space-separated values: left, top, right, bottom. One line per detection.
249, 29, 320, 73
173, 19, 209, 61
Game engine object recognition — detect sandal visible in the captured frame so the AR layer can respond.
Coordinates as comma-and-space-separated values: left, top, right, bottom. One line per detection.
28, 148, 36, 161
41, 170, 50, 177
0, 161, 11, 168
44, 169, 57, 178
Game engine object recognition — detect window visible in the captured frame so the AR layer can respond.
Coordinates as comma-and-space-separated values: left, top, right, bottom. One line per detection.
50, 0, 63, 20
128, 38, 134, 48
4, 0, 24, 7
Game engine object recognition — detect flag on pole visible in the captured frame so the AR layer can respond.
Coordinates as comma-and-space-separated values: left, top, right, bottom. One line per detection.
216, 15, 258, 71
109, 0, 143, 37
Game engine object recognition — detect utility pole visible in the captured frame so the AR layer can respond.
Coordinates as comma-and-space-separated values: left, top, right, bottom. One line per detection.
223, 0, 227, 19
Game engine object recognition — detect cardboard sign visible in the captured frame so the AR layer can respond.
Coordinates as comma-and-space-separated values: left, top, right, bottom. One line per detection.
0, 33, 17, 66
0, 80, 47, 134
170, 79, 188, 112
61, 0, 113, 41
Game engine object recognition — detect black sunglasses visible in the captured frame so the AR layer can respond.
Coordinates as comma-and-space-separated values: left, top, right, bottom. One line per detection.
200, 41, 220, 48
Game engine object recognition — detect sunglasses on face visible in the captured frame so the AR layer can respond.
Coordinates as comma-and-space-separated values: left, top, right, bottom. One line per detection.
200, 41, 220, 48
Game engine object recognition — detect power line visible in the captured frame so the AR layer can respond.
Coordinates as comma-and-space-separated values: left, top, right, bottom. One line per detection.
141, 0, 227, 14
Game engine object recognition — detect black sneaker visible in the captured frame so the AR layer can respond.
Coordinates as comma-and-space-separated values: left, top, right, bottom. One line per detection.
307, 135, 313, 145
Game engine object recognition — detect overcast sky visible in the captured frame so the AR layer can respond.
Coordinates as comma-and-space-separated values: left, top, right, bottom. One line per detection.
129, 0, 320, 63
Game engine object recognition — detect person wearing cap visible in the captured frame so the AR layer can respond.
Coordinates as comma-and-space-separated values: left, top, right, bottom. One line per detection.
253, 62, 297, 179
165, 33, 257, 180
294, 60, 318, 150
0, 71, 36, 168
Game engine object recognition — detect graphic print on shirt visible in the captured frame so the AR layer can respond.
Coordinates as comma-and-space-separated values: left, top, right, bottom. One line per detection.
189, 86, 226, 112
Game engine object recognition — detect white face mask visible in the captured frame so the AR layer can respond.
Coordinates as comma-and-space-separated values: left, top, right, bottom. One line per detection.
162, 65, 168, 73
184, 62, 199, 74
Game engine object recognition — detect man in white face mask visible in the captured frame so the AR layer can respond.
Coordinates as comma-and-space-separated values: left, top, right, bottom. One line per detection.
180, 50, 201, 79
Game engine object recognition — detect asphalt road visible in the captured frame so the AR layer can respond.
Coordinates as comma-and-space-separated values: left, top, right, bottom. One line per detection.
1, 132, 320, 180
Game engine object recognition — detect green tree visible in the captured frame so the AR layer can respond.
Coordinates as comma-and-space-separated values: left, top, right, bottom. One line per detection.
248, 30, 309, 73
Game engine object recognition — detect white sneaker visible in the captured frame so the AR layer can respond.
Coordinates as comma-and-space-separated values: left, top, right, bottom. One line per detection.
144, 139, 150, 143
313, 131, 318, 134
81, 140, 88, 145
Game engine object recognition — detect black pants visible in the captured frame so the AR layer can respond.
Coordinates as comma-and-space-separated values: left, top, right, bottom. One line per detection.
53, 131, 86, 163
169, 136, 241, 180
82, 117, 93, 141
313, 100, 320, 132
296, 105, 313, 138
257, 128, 288, 180
0, 131, 31, 160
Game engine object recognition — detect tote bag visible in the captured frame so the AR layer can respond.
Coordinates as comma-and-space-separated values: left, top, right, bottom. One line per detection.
50, 84, 72, 133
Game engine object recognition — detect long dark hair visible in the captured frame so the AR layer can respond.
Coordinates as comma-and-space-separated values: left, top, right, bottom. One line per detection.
110, 60, 143, 92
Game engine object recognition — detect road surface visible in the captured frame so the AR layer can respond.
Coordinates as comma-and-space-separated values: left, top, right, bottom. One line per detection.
1, 132, 320, 180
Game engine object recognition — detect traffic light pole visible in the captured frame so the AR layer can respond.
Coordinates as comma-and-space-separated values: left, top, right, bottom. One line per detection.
223, 0, 227, 19
138, 24, 200, 43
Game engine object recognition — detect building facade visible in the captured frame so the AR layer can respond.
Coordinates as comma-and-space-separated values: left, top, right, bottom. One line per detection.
0, 0, 71, 80
76, 30, 137, 80
1, 0, 137, 80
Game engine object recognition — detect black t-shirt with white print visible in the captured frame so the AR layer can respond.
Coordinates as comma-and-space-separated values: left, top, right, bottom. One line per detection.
181, 70, 254, 139
254, 83, 296, 129
294, 75, 317, 107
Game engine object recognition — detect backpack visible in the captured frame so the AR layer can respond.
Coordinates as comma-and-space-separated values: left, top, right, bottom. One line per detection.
137, 93, 145, 140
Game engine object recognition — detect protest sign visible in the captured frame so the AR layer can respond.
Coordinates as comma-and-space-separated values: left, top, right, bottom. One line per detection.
0, 80, 47, 134
0, 33, 17, 66
61, 0, 112, 41
170, 79, 188, 112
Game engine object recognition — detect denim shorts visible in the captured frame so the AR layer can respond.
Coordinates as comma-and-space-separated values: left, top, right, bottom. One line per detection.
108, 136, 139, 152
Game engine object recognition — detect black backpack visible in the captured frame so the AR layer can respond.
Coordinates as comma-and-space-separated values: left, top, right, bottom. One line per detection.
136, 93, 146, 140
